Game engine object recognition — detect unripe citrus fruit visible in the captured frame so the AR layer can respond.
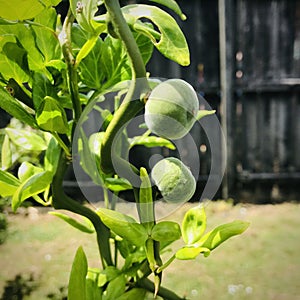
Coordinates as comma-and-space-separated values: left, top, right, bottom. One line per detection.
145, 79, 199, 140
151, 157, 196, 203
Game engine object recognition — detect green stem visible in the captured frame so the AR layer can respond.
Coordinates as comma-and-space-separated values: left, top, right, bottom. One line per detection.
103, 0, 147, 79
101, 0, 151, 175
52, 132, 71, 157
59, 8, 82, 131
157, 255, 176, 273
52, 150, 113, 267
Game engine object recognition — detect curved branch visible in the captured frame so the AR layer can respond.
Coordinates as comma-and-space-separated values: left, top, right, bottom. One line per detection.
52, 151, 113, 267
100, 0, 151, 175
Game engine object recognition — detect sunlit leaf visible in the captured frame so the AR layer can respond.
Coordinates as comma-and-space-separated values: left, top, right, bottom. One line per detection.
2, 42, 28, 73
122, 4, 189, 66
182, 206, 206, 245
33, 8, 60, 63
49, 211, 95, 234
129, 135, 175, 150
1, 134, 12, 170
12, 171, 53, 211
2, 23, 45, 71
97, 208, 148, 247
68, 246, 88, 300
0, 53, 29, 84
73, 23, 153, 89
149, 0, 186, 20
0, 88, 36, 127
5, 128, 47, 151
18, 161, 43, 182
44, 137, 60, 174
103, 275, 126, 300
175, 246, 210, 260
70, 0, 99, 33
115, 288, 146, 300
0, 0, 45, 20
76, 34, 99, 66
0, 0, 61, 20
86, 268, 103, 300
151, 221, 181, 242
72, 25, 104, 89
104, 177, 132, 192
32, 72, 58, 110
0, 169, 20, 197
97, 266, 120, 287
200, 220, 250, 251
196, 110, 216, 121
101, 31, 153, 89
36, 96, 69, 133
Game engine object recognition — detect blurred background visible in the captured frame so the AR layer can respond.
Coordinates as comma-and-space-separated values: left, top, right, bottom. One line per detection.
0, 1, 300, 299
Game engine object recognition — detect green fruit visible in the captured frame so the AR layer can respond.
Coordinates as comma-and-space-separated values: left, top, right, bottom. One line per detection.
151, 157, 196, 203
145, 79, 199, 140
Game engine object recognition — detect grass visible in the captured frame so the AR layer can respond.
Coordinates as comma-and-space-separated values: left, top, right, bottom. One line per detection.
0, 201, 300, 299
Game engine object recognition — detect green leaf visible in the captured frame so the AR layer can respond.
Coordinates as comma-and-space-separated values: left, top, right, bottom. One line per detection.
33, 8, 60, 63
0, 0, 46, 20
200, 220, 250, 251
149, 0, 186, 20
151, 221, 181, 243
175, 246, 210, 260
97, 208, 148, 247
12, 171, 52, 212
2, 42, 28, 74
0, 169, 20, 197
32, 72, 58, 110
45, 59, 66, 71
49, 211, 95, 234
104, 177, 132, 192
0, 88, 37, 128
0, 53, 29, 83
97, 266, 120, 287
86, 269, 103, 300
76, 34, 100, 67
70, 0, 99, 33
1, 134, 12, 170
103, 275, 126, 300
44, 137, 60, 174
196, 110, 216, 121
73, 23, 152, 89
116, 288, 146, 300
36, 96, 69, 133
122, 4, 189, 66
72, 25, 104, 89
5, 128, 47, 151
68, 246, 88, 300
0, 55, 27, 83
101, 31, 153, 89
18, 161, 43, 182
129, 136, 175, 150
0, 22, 46, 75
182, 206, 206, 245
0, 0, 61, 20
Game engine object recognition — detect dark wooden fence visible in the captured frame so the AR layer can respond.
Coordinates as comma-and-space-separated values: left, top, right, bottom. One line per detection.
146, 0, 300, 202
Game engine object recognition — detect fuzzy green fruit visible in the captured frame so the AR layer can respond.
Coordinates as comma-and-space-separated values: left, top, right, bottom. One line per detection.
151, 157, 196, 203
145, 79, 199, 140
